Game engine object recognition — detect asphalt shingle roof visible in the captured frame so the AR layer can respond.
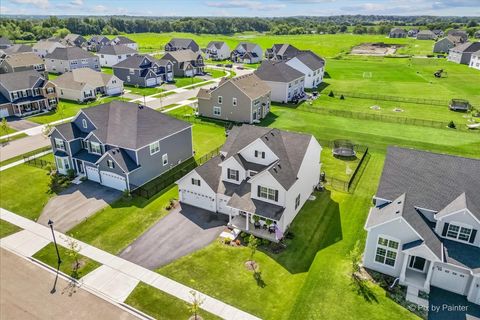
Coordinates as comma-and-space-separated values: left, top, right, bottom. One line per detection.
293, 50, 325, 70
451, 42, 480, 53
2, 44, 32, 54
46, 47, 96, 60
0, 70, 45, 92
112, 36, 135, 44
2, 52, 43, 67
52, 68, 117, 90
255, 60, 304, 83
201, 73, 270, 101
207, 41, 226, 49
97, 45, 137, 55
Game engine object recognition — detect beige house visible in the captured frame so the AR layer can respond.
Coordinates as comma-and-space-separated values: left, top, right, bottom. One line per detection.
197, 73, 271, 123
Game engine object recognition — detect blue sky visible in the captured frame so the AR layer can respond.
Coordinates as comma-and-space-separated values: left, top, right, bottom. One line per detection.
1, 0, 480, 17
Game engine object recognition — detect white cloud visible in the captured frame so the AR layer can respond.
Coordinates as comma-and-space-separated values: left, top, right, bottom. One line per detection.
0, 6, 11, 13
70, 0, 83, 5
93, 4, 107, 12
206, 1, 286, 11
10, 0, 49, 9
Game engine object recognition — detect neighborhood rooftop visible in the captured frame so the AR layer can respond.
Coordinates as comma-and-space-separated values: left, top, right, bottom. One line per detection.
52, 68, 117, 90
255, 60, 304, 82
0, 70, 47, 91
1, 52, 43, 67
46, 46, 96, 60
97, 45, 137, 55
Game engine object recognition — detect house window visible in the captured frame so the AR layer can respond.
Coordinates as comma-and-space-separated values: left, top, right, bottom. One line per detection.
227, 168, 239, 181
82, 119, 87, 128
218, 96, 223, 104
56, 157, 64, 170
254, 150, 265, 159
374, 236, 399, 267
149, 141, 160, 155
129, 68, 135, 74
295, 194, 300, 209
408, 256, 426, 272
107, 159, 115, 168
54, 138, 65, 150
258, 186, 278, 201
126, 76, 131, 82
47, 87, 55, 94
162, 153, 168, 166
90, 142, 102, 154
191, 178, 201, 186
232, 98, 237, 106
213, 106, 221, 116
446, 223, 473, 242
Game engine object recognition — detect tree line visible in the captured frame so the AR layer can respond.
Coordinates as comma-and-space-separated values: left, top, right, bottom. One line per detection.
0, 15, 479, 40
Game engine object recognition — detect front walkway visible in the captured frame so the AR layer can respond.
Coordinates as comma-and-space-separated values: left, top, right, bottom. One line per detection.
0, 208, 260, 320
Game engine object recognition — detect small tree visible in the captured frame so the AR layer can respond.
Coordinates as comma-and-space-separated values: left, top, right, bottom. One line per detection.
188, 290, 205, 320
448, 121, 456, 129
340, 94, 345, 100
1, 117, 9, 141
247, 235, 258, 262
328, 90, 334, 97
349, 240, 362, 277
64, 236, 81, 278
42, 123, 52, 138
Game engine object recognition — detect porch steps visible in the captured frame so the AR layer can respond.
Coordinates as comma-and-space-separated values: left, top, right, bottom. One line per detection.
406, 286, 429, 309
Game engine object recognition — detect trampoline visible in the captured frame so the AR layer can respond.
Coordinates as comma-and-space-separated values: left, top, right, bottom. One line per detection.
332, 140, 356, 157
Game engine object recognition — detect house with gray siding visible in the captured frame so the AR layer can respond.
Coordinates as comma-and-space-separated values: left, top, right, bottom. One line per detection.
63, 33, 87, 47
45, 47, 100, 74
448, 42, 480, 65
112, 54, 173, 87
164, 38, 200, 53
49, 100, 193, 191
0, 52, 47, 78
447, 29, 469, 43
230, 43, 262, 64
433, 36, 463, 54
265, 44, 301, 61
197, 73, 271, 123
389, 28, 407, 38
161, 49, 204, 77
364, 147, 480, 307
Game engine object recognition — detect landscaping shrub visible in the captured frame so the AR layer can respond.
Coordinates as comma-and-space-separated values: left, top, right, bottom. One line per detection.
328, 90, 335, 97
67, 169, 75, 180
448, 121, 456, 128
340, 94, 345, 100
223, 238, 231, 245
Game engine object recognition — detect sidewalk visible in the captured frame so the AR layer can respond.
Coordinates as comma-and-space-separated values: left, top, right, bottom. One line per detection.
0, 208, 261, 320
0, 149, 52, 172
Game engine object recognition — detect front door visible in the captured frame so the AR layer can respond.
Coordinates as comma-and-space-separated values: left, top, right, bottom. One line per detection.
76, 160, 85, 174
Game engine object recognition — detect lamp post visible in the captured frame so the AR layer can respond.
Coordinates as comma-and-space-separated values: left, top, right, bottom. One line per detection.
47, 219, 61, 265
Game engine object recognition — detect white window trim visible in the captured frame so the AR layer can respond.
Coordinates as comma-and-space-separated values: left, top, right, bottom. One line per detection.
82, 119, 87, 129
54, 138, 65, 150
213, 106, 221, 116
445, 222, 474, 243
218, 96, 223, 104
227, 169, 239, 181
90, 142, 102, 155
407, 255, 427, 272
374, 235, 400, 269
259, 186, 277, 201
232, 97, 237, 106
149, 141, 160, 155
107, 159, 115, 169
192, 178, 201, 186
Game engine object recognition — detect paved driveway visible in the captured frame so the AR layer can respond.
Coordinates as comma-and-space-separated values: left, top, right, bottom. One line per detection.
37, 181, 121, 232
428, 287, 480, 320
6, 117, 39, 131
119, 204, 228, 269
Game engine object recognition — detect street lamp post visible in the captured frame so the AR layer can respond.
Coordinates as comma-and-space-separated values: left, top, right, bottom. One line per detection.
47, 219, 61, 265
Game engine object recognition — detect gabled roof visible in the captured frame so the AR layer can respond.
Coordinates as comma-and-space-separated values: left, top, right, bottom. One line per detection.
0, 70, 46, 91
100, 148, 139, 172
89, 35, 109, 43
435, 193, 469, 219
472, 50, 480, 58
201, 73, 270, 101
162, 49, 200, 63
292, 50, 325, 70
273, 44, 300, 57
417, 30, 436, 36
2, 44, 32, 54
365, 194, 406, 229
33, 40, 66, 51
64, 101, 191, 149
390, 28, 406, 33
52, 68, 118, 90
2, 52, 43, 67
237, 42, 259, 52
207, 41, 226, 49
112, 54, 160, 69
443, 239, 480, 272
451, 42, 480, 53
194, 155, 222, 192
46, 47, 96, 60
53, 122, 88, 141
97, 44, 137, 55
166, 38, 197, 49
64, 33, 86, 44
255, 60, 304, 83
112, 36, 135, 44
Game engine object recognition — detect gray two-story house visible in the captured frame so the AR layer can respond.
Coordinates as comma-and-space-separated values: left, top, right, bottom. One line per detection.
164, 38, 200, 53
112, 54, 173, 87
45, 47, 100, 74
448, 42, 480, 65
0, 52, 47, 78
265, 44, 301, 61
49, 100, 193, 191
197, 73, 271, 123
161, 49, 204, 77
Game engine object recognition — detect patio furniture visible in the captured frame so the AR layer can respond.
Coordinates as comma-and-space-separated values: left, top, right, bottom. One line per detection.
254, 221, 261, 229
268, 225, 275, 234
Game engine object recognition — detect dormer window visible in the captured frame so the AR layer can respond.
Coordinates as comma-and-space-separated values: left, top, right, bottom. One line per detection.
149, 141, 160, 155
227, 169, 239, 181
254, 150, 265, 159
82, 119, 87, 128
107, 159, 115, 168
444, 223, 474, 242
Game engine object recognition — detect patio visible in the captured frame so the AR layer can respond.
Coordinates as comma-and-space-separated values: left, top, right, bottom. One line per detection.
229, 215, 279, 242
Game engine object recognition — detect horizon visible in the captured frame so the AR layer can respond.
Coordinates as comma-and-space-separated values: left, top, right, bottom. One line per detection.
1, 0, 480, 17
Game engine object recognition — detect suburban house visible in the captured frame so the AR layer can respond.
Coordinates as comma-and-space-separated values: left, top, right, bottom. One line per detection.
448, 42, 480, 65
197, 73, 271, 123
176, 125, 322, 241
161, 49, 204, 77
416, 30, 437, 40
363, 147, 480, 307
475, 31, 480, 39
469, 50, 480, 70
230, 42, 262, 64
112, 54, 173, 87
52, 68, 123, 102
408, 29, 420, 37
32, 40, 66, 58
0, 70, 57, 118
432, 29, 445, 37
389, 28, 407, 38
164, 38, 200, 53
110, 36, 138, 51
0, 44, 33, 55
433, 36, 463, 54
0, 37, 12, 50
63, 33, 87, 47
87, 35, 110, 52
45, 47, 100, 74
49, 100, 193, 191
284, 50, 325, 89
447, 29, 469, 43
97, 45, 138, 67
254, 60, 305, 103
204, 41, 230, 60
0, 52, 47, 78
265, 44, 301, 61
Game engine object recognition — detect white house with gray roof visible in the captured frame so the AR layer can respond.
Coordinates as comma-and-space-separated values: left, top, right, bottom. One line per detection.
177, 125, 321, 242
254, 60, 305, 103
96, 45, 138, 67
364, 147, 480, 307
230, 42, 262, 64
110, 36, 138, 51
205, 41, 230, 60
469, 50, 480, 70
265, 44, 301, 61
49, 101, 193, 191
448, 42, 480, 65
285, 50, 325, 89
33, 40, 66, 58
45, 47, 100, 74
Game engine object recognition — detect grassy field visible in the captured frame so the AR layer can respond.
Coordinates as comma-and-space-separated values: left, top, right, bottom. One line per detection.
0, 219, 21, 238
0, 146, 51, 167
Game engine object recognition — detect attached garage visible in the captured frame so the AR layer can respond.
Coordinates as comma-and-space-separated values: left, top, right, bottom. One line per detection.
185, 69, 194, 77
180, 189, 216, 211
0, 107, 10, 118
431, 265, 470, 295
86, 166, 100, 183
145, 77, 157, 87
100, 171, 127, 191
106, 86, 122, 96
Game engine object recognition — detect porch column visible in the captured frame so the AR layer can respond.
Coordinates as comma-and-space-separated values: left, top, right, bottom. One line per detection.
228, 212, 232, 223
17, 105, 22, 116
245, 212, 249, 231
424, 261, 435, 290
400, 254, 409, 282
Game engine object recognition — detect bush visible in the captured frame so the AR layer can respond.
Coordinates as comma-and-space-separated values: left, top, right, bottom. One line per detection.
66, 169, 75, 180
261, 239, 271, 246
448, 121, 456, 128
224, 238, 231, 245
340, 94, 345, 100
328, 90, 335, 97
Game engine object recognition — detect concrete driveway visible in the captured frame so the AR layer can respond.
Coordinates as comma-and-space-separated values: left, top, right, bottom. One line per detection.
119, 204, 228, 269
428, 286, 480, 320
6, 117, 39, 131
38, 181, 121, 232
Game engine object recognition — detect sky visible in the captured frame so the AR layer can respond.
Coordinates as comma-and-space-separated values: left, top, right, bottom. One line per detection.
1, 0, 480, 17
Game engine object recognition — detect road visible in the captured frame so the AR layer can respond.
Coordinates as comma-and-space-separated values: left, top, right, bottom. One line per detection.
0, 134, 50, 162
0, 248, 139, 320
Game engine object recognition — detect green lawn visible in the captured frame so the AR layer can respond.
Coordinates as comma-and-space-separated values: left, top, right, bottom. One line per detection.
101, 67, 113, 74
125, 282, 221, 320
33, 243, 101, 279
125, 84, 165, 96
0, 146, 51, 167
0, 164, 53, 221
0, 219, 21, 238
321, 146, 364, 181
0, 132, 28, 145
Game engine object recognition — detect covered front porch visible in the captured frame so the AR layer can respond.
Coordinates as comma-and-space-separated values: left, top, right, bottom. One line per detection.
12, 98, 50, 117
229, 214, 280, 242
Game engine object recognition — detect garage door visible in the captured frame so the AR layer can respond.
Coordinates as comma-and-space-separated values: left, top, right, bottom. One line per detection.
86, 166, 100, 183
145, 77, 156, 87
106, 86, 122, 95
431, 266, 469, 295
185, 69, 194, 77
0, 107, 9, 118
180, 189, 215, 211
100, 171, 127, 191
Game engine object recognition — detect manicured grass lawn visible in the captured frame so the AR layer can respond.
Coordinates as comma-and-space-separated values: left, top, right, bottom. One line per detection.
321, 146, 364, 181
0, 164, 53, 221
69, 186, 178, 254
0, 146, 51, 167
0, 219, 21, 238
173, 76, 204, 88
33, 243, 101, 279
125, 282, 221, 320
125, 84, 165, 96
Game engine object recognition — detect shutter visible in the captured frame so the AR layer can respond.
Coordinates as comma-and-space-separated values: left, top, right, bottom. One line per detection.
227, 168, 231, 179
257, 185, 261, 197
191, 178, 194, 185
235, 170, 239, 181
274, 190, 278, 202
255, 150, 258, 157
262, 152, 265, 159
442, 223, 449, 237
469, 229, 477, 244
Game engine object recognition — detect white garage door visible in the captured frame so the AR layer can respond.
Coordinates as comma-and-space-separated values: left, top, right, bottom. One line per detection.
0, 107, 9, 118
106, 86, 122, 95
431, 266, 469, 294
145, 77, 156, 87
180, 189, 215, 211
185, 69, 194, 77
86, 166, 100, 183
100, 171, 127, 191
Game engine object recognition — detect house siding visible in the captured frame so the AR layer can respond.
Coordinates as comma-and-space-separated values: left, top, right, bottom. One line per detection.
435, 210, 480, 247
46, 57, 100, 74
